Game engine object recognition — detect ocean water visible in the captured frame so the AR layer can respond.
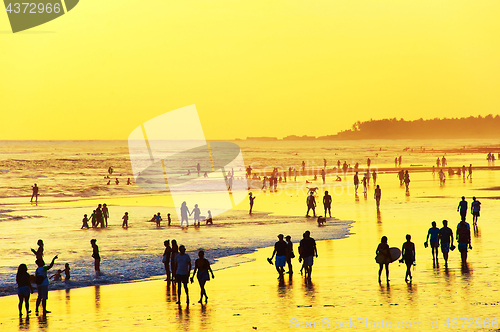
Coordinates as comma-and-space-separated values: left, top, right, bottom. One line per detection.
0, 139, 498, 296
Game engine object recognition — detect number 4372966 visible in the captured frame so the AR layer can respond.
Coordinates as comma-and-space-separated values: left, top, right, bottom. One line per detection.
6, 3, 61, 14
443, 318, 498, 329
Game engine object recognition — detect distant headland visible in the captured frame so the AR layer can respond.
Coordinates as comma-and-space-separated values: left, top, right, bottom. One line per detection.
239, 115, 500, 141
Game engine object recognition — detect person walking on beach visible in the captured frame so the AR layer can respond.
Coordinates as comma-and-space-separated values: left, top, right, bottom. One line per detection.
362, 174, 367, 194
376, 236, 390, 284
285, 235, 294, 274
170, 240, 179, 282
81, 214, 90, 229
397, 170, 404, 186
102, 204, 109, 227
175, 245, 191, 305
35, 255, 58, 316
16, 263, 34, 316
438, 220, 454, 267
197, 163, 201, 177
163, 240, 171, 282
457, 219, 472, 266
401, 234, 415, 282
323, 191, 332, 218
269, 234, 288, 280
354, 172, 359, 194
395, 157, 398, 167
302, 161, 306, 172
374, 185, 382, 209
439, 169, 446, 185
299, 231, 317, 281
191, 251, 214, 303
471, 196, 481, 226
462, 165, 466, 179
372, 170, 377, 186
249, 192, 255, 215
90, 239, 101, 277
321, 168, 326, 184
436, 158, 440, 168
457, 196, 468, 222
180, 202, 190, 227
425, 221, 440, 264
30, 183, 39, 203
306, 192, 316, 217
31, 239, 44, 261
404, 170, 410, 192
441, 156, 447, 167
398, 156, 402, 167
342, 162, 348, 178
122, 212, 129, 228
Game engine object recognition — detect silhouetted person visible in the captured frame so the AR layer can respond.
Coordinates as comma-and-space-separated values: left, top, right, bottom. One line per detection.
374, 185, 381, 209
306, 192, 316, 217
16, 263, 34, 316
102, 204, 109, 227
285, 235, 294, 274
299, 231, 317, 281
372, 170, 377, 186
191, 250, 214, 303
96, 204, 104, 228
376, 236, 390, 284
196, 163, 201, 176
122, 212, 129, 228
323, 191, 332, 218
31, 239, 44, 261
398, 155, 402, 166
321, 168, 326, 184
90, 210, 97, 228
467, 164, 472, 179
401, 234, 415, 282
81, 214, 90, 229
127, 178, 131, 185
436, 158, 440, 167
398, 170, 404, 186
269, 234, 288, 280
108, 166, 113, 175
425, 221, 440, 264
155, 212, 162, 227
205, 210, 213, 225
63, 263, 70, 281
180, 202, 190, 227
439, 169, 445, 185
457, 219, 472, 266
354, 172, 359, 194
35, 255, 58, 315
170, 240, 178, 282
441, 156, 447, 167
163, 240, 171, 282
249, 192, 255, 215
90, 239, 100, 277
31, 183, 39, 203
457, 196, 468, 222
404, 170, 410, 192
302, 161, 306, 172
438, 220, 453, 267
191, 204, 201, 226
471, 196, 481, 226
175, 245, 191, 305
167, 213, 171, 226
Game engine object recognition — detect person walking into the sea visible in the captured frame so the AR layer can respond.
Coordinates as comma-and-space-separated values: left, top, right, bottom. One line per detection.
401, 234, 415, 282
30, 183, 39, 203
163, 240, 171, 282
102, 203, 109, 227
191, 250, 214, 303
175, 245, 191, 305
269, 234, 288, 280
249, 192, 255, 215
299, 231, 317, 281
122, 212, 129, 228
285, 235, 294, 274
438, 220, 454, 267
180, 202, 190, 227
376, 236, 390, 284
471, 196, 481, 226
90, 239, 101, 277
354, 172, 359, 194
457, 196, 468, 222
306, 192, 316, 217
374, 185, 382, 209
16, 263, 34, 316
425, 221, 440, 264
31, 239, 44, 261
323, 191, 332, 218
457, 219, 472, 266
35, 255, 58, 316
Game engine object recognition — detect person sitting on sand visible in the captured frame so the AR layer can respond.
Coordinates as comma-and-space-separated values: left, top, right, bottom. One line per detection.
175, 245, 191, 305
401, 234, 415, 282
191, 250, 214, 303
31, 239, 44, 261
375, 236, 391, 284
335, 175, 342, 182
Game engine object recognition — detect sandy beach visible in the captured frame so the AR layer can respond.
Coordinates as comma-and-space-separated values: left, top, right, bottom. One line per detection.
1, 166, 500, 331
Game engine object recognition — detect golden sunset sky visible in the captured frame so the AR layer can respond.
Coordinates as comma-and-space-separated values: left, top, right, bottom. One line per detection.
1, 0, 499, 140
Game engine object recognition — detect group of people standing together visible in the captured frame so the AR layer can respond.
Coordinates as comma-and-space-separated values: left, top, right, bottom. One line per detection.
81, 204, 110, 229
162, 240, 215, 304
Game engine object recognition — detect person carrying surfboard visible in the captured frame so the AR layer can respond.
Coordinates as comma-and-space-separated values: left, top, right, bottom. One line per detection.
376, 236, 391, 284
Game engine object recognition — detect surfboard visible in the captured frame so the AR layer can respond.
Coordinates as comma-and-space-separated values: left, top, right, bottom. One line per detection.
375, 247, 401, 264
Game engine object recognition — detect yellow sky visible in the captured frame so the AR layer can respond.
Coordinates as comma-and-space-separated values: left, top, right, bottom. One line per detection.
1, 0, 500, 140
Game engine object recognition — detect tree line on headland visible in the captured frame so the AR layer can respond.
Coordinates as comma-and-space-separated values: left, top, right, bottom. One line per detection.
244, 115, 500, 140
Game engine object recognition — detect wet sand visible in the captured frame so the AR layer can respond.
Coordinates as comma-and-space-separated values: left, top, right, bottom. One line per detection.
1, 170, 500, 331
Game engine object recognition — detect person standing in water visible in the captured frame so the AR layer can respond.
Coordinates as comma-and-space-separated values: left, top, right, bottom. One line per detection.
31, 239, 44, 261
180, 202, 190, 227
249, 193, 256, 215
401, 234, 415, 282
102, 204, 109, 227
306, 192, 316, 217
155, 212, 162, 227
16, 263, 34, 316
374, 185, 382, 209
122, 212, 129, 228
299, 231, 317, 281
471, 196, 481, 226
90, 239, 101, 277
191, 250, 214, 303
285, 235, 294, 274
35, 255, 58, 316
163, 240, 171, 282
376, 236, 390, 284
30, 183, 39, 203
81, 214, 90, 229
323, 191, 332, 218
175, 245, 191, 305
438, 220, 454, 267
425, 221, 440, 264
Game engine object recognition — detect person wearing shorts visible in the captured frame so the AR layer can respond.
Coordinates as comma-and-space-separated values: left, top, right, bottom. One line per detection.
425, 221, 440, 264
438, 220, 454, 267
299, 231, 317, 281
471, 196, 481, 226
35, 255, 58, 316
175, 245, 191, 304
457, 220, 472, 266
269, 234, 288, 280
